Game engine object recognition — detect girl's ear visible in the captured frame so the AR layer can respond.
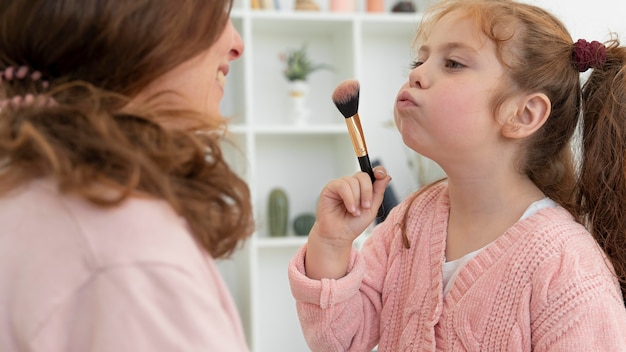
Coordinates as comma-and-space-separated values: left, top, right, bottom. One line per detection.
501, 93, 551, 139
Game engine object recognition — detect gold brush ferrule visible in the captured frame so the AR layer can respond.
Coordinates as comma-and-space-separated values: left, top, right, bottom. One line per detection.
345, 113, 368, 157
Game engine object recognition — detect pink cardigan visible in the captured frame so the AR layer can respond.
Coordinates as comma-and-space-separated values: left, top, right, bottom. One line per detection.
0, 179, 249, 352
289, 182, 626, 351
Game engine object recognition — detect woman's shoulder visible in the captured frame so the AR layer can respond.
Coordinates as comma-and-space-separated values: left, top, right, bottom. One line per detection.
0, 181, 243, 351
0, 178, 205, 270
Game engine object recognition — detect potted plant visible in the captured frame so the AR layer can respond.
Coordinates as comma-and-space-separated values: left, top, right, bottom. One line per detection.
280, 44, 332, 82
279, 44, 332, 124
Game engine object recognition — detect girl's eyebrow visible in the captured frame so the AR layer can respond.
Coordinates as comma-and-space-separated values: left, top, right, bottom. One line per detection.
418, 42, 479, 56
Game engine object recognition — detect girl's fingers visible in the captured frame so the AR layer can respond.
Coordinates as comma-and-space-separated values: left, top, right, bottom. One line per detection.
323, 168, 391, 217
373, 166, 391, 191
326, 174, 368, 215
325, 177, 359, 215
373, 166, 387, 181
346, 174, 369, 215
355, 172, 373, 210
345, 171, 376, 214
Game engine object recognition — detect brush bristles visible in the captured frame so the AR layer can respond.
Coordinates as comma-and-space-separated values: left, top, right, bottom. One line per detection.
332, 79, 360, 118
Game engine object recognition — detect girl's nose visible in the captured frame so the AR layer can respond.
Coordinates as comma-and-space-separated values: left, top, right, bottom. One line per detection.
408, 64, 429, 89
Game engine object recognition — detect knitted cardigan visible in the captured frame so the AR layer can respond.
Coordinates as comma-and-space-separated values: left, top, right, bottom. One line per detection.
288, 182, 626, 351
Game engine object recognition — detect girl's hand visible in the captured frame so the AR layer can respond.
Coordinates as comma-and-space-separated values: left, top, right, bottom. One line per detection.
304, 166, 391, 279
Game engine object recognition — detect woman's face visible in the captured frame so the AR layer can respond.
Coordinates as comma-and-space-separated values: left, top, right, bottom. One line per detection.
134, 19, 244, 120
197, 19, 244, 116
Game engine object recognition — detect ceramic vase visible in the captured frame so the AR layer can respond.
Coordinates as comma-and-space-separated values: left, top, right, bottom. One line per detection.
367, 0, 385, 12
293, 213, 315, 236
330, 0, 355, 12
287, 80, 311, 125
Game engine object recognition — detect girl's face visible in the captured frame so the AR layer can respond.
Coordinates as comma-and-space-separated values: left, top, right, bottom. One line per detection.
134, 19, 244, 120
394, 10, 509, 172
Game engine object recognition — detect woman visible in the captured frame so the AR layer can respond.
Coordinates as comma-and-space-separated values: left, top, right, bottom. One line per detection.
0, 1, 254, 351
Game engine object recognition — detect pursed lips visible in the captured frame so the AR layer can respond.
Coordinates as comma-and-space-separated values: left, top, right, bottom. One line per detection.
396, 90, 418, 108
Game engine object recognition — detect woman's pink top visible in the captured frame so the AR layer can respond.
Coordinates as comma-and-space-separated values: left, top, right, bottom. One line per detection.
0, 179, 249, 352
289, 182, 626, 351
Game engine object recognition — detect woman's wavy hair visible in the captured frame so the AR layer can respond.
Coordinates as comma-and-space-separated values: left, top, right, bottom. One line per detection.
0, 0, 254, 259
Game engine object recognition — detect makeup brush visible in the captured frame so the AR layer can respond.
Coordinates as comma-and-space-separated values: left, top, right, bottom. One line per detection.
332, 79, 375, 183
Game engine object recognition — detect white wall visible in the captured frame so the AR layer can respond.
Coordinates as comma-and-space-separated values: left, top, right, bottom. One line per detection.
523, 0, 626, 42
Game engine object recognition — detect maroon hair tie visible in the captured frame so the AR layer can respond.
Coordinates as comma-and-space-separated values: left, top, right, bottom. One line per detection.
572, 39, 607, 72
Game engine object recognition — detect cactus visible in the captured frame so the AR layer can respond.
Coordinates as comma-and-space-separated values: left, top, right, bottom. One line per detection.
268, 188, 289, 237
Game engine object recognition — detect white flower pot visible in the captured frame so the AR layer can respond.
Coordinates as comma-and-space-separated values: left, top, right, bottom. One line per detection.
287, 80, 311, 125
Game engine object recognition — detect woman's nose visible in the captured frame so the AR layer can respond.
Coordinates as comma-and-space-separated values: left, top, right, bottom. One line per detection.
229, 21, 244, 60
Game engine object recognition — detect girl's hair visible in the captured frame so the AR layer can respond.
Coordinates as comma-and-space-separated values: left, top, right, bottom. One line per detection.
577, 39, 626, 303
0, 0, 254, 259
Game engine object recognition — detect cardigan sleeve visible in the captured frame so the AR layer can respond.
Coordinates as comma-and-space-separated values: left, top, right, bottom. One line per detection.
288, 214, 402, 352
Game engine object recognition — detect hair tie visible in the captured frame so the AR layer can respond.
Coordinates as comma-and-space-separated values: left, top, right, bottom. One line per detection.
572, 39, 607, 72
0, 65, 56, 111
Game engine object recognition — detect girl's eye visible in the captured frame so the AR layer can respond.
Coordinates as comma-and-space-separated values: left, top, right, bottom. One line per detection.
445, 60, 464, 69
410, 60, 423, 69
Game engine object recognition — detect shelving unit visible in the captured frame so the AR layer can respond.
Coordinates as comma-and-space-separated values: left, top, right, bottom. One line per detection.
218, 1, 433, 351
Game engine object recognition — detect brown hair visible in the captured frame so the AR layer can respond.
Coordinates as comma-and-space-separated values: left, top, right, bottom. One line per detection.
577, 39, 626, 302
0, 0, 254, 258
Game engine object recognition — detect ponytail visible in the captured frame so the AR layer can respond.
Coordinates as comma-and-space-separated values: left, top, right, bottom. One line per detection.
578, 39, 626, 303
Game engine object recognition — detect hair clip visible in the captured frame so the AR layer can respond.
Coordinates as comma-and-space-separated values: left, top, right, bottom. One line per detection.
0, 65, 55, 111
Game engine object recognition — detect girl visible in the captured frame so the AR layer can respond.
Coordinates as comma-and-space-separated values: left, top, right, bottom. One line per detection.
288, 0, 626, 351
0, 1, 253, 351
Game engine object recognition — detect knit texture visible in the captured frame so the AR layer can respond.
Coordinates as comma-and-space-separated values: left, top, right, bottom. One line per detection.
288, 182, 626, 351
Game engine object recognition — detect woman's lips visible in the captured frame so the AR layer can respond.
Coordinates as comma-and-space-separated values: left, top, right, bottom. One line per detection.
217, 65, 230, 88
217, 71, 225, 87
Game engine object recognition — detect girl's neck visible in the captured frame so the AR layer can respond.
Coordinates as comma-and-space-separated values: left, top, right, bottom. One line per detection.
444, 174, 545, 261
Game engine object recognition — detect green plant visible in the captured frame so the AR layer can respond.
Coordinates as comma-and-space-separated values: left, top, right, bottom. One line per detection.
280, 44, 332, 82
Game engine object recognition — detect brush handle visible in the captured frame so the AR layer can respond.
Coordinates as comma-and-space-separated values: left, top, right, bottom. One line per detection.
358, 155, 384, 218
358, 155, 375, 183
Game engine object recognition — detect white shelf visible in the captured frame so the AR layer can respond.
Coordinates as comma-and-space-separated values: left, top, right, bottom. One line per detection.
220, 3, 430, 351
255, 236, 308, 248
253, 124, 346, 134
